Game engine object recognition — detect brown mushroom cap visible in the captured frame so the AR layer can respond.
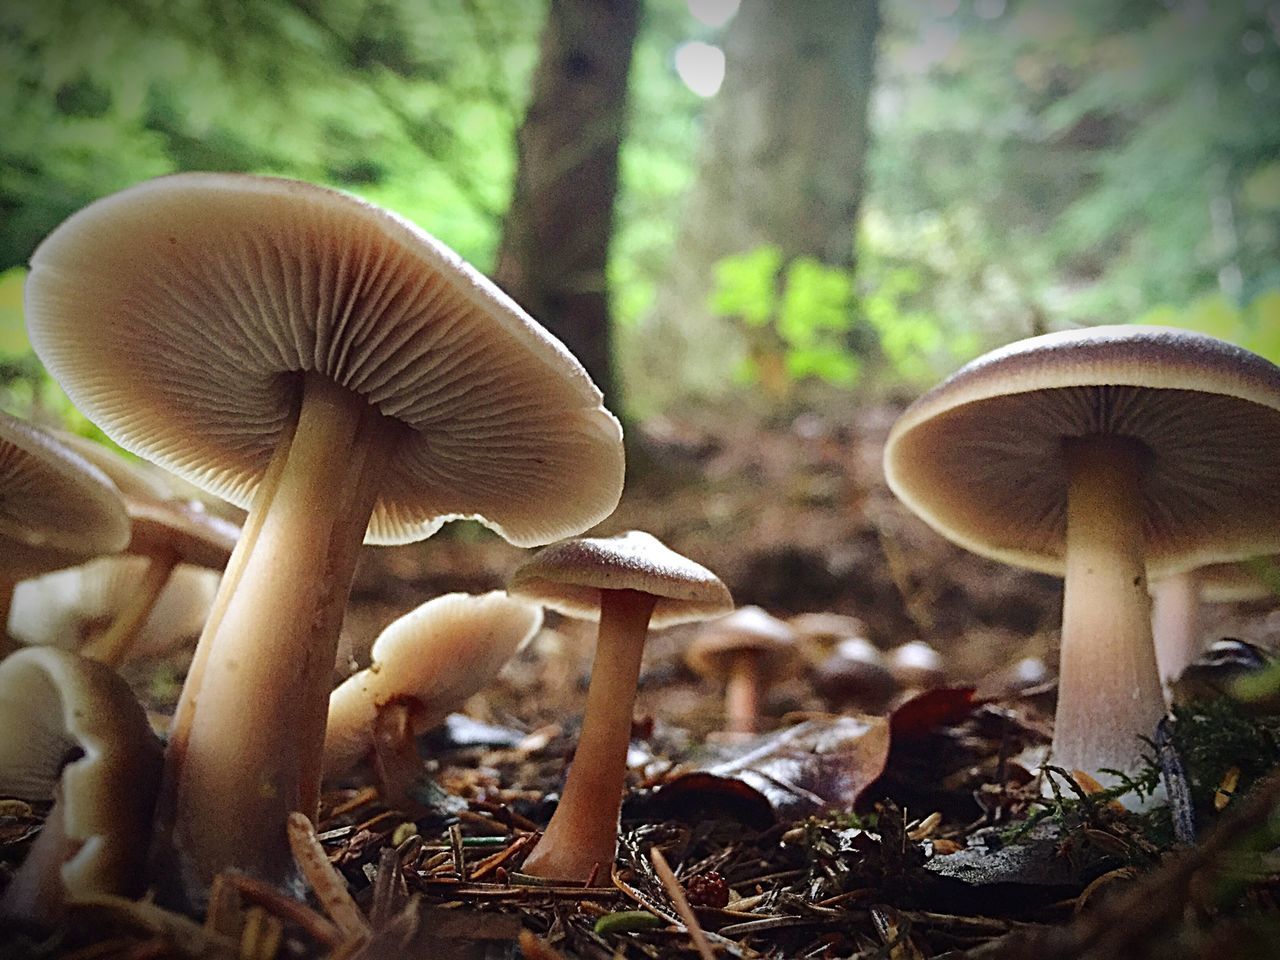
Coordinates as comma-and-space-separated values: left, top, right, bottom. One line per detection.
323, 591, 543, 776
884, 325, 1280, 579
788, 612, 869, 644
25, 172, 624, 547
687, 605, 799, 680
0, 412, 130, 577
508, 530, 734, 628
0, 647, 162, 921
813, 637, 897, 705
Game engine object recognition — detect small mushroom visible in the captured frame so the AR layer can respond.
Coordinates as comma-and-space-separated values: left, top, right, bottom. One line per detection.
687, 606, 799, 734
322, 591, 543, 804
1151, 558, 1277, 692
508, 530, 733, 882
884, 325, 1280, 784
887, 640, 946, 690
812, 636, 897, 711
27, 173, 624, 890
0, 647, 162, 926
0, 412, 130, 640
788, 611, 870, 665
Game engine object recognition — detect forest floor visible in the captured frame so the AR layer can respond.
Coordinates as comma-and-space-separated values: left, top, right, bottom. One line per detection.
5, 397, 1280, 959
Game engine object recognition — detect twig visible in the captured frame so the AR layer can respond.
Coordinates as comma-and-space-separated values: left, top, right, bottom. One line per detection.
219, 873, 342, 948
287, 811, 372, 941
650, 847, 716, 960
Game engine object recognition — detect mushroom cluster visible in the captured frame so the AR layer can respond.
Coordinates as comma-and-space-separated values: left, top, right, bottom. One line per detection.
25, 172, 626, 893
12, 164, 1280, 934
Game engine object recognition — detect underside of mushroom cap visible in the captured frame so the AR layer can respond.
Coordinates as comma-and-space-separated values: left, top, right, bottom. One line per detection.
508, 530, 734, 628
884, 326, 1280, 578
0, 413, 131, 575
26, 173, 625, 548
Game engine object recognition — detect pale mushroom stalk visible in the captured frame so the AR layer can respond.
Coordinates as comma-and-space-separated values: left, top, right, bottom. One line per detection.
1055, 436, 1165, 778
1151, 569, 1202, 692
155, 373, 393, 891
78, 551, 178, 665
724, 652, 763, 734
523, 589, 657, 881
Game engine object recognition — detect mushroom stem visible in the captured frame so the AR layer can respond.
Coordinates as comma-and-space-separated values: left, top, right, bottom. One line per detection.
1054, 436, 1166, 783
80, 552, 179, 665
370, 700, 426, 812
153, 373, 391, 895
523, 588, 658, 883
725, 651, 762, 734
1152, 569, 1203, 697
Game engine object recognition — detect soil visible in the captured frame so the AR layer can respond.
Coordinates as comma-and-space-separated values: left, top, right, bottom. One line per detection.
3, 398, 1280, 959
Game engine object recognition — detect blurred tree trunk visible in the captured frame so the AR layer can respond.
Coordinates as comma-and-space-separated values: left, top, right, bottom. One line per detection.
494, 0, 641, 409
631, 0, 881, 403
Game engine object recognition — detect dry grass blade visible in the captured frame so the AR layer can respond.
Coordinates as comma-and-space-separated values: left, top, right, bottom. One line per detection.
239, 905, 284, 960
220, 873, 342, 948
288, 811, 372, 941
650, 846, 717, 960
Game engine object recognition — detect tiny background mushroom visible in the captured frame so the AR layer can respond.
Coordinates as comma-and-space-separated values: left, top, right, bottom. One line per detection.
686, 605, 800, 734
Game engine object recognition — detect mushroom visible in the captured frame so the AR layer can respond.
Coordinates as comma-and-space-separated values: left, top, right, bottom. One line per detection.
686, 605, 800, 734
887, 640, 946, 690
508, 530, 733, 882
0, 647, 162, 926
323, 591, 543, 804
8, 558, 220, 663
884, 325, 1280, 784
788, 611, 870, 664
812, 636, 897, 711
0, 411, 130, 641
40, 436, 240, 664
26, 172, 624, 891
1151, 557, 1276, 691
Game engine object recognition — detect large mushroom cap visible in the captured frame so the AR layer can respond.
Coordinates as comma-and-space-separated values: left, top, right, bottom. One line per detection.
508, 530, 734, 628
25, 172, 624, 547
0, 412, 130, 577
884, 325, 1280, 579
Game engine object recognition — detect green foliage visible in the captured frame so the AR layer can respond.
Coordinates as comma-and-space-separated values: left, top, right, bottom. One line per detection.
709, 247, 863, 390
1168, 698, 1280, 819
707, 241, 986, 391
1138, 289, 1280, 365
0, 0, 543, 272
868, 0, 1280, 366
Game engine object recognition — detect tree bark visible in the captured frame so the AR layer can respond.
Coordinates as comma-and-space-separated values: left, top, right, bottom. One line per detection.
631, 0, 881, 401
494, 0, 641, 408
